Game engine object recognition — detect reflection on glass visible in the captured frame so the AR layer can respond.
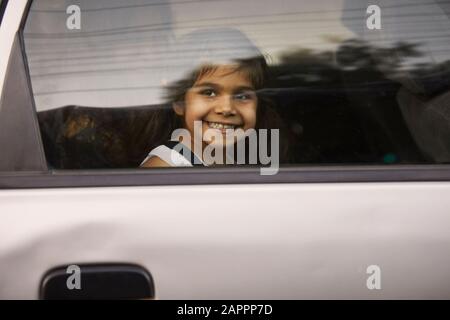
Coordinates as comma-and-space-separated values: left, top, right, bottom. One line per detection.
22, 0, 450, 169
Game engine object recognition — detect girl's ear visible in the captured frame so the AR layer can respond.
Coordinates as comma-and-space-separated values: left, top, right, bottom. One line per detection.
173, 102, 185, 116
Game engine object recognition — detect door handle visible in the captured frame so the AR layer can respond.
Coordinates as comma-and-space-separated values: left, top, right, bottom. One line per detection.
40, 264, 154, 300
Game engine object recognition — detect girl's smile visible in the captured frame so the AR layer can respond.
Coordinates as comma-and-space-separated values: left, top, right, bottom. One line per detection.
205, 121, 243, 134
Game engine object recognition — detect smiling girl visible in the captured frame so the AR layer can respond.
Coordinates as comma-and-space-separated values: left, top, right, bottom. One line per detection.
139, 28, 287, 168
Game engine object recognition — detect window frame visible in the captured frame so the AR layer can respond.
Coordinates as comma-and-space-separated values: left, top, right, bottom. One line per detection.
0, 0, 47, 173
0, 0, 449, 189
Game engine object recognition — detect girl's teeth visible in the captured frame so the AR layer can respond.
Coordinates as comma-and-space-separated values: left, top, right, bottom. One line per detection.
208, 122, 235, 129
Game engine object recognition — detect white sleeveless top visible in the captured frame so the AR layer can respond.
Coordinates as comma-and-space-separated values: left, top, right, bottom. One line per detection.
140, 141, 204, 167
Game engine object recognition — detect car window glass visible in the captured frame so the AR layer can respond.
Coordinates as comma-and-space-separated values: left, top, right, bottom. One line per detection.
21, 0, 450, 170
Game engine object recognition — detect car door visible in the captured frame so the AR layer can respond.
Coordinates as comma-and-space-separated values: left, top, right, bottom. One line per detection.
1, 0, 450, 299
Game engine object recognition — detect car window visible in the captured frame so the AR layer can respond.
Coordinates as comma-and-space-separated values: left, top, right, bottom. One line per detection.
20, 0, 450, 171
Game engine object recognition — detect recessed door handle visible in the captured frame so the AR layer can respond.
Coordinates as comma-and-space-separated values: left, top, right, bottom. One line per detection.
40, 264, 155, 300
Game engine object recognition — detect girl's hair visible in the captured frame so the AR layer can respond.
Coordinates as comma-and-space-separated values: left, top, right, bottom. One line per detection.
130, 29, 291, 165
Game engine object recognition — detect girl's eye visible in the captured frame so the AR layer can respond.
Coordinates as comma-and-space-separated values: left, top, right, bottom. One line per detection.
234, 92, 254, 101
200, 89, 216, 97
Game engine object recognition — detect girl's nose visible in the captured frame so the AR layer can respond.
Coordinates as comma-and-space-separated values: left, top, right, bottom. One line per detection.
214, 95, 236, 116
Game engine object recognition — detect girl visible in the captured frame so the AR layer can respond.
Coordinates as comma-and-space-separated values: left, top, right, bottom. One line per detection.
138, 28, 287, 168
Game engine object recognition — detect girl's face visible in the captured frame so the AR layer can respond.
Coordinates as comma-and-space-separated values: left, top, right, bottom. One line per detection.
174, 65, 258, 147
